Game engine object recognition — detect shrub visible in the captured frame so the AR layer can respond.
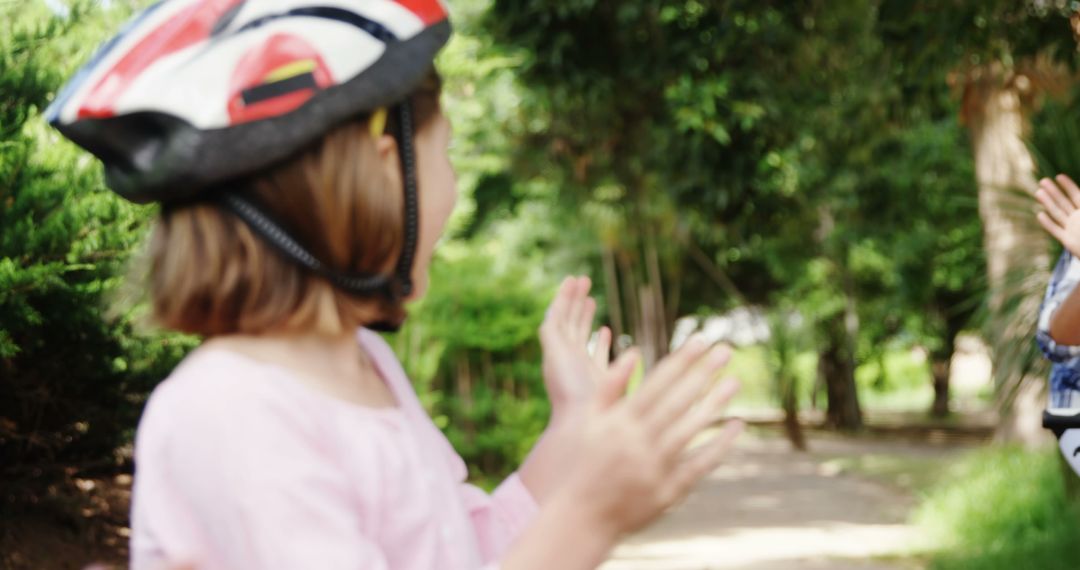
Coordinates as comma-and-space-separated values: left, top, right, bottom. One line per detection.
914, 446, 1079, 570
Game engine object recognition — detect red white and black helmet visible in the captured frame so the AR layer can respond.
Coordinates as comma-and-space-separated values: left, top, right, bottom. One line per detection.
47, 0, 451, 308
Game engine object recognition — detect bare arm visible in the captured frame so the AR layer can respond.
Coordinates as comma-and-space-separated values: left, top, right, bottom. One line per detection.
1036, 175, 1080, 347
1049, 284, 1080, 346
500, 493, 620, 570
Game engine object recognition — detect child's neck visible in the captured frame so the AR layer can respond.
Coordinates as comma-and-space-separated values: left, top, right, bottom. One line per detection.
201, 330, 400, 410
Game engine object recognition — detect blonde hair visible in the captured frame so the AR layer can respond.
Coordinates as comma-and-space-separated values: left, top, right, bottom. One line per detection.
149, 71, 442, 337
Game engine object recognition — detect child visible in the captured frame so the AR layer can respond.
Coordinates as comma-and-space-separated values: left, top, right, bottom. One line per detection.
1035, 175, 1080, 410
47, 1, 744, 568
1034, 174, 1080, 475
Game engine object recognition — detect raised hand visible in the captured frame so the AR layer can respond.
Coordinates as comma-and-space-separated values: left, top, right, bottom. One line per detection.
1036, 174, 1080, 257
561, 336, 743, 536
519, 276, 621, 501
507, 335, 744, 570
540, 276, 611, 422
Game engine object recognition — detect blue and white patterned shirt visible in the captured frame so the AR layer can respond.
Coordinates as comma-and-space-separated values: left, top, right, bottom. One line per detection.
1037, 251, 1080, 409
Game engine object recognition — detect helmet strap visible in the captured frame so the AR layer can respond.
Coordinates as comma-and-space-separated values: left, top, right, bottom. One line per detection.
216, 192, 394, 295
389, 100, 420, 302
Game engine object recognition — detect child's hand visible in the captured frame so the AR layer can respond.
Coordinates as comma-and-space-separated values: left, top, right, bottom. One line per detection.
510, 338, 741, 567
539, 276, 610, 423
1037, 175, 1080, 257
559, 337, 743, 536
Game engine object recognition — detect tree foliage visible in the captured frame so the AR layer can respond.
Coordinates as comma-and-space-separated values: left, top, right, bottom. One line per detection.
0, 3, 194, 506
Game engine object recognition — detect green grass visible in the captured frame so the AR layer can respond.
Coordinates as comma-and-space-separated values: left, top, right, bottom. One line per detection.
725, 344, 945, 413
724, 345, 781, 409
912, 446, 1080, 570
725, 345, 818, 411
856, 350, 935, 410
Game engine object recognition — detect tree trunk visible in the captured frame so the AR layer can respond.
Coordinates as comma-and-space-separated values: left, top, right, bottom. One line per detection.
617, 242, 672, 371
644, 227, 671, 356
601, 246, 625, 348
782, 384, 807, 451
627, 222, 674, 369
819, 313, 863, 431
930, 357, 951, 418
997, 380, 1050, 445
963, 71, 1052, 446
664, 265, 681, 343
617, 250, 642, 355
929, 320, 962, 419
810, 372, 822, 411
813, 205, 863, 430
637, 283, 669, 370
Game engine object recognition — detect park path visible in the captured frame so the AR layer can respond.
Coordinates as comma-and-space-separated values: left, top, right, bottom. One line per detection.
602, 431, 960, 570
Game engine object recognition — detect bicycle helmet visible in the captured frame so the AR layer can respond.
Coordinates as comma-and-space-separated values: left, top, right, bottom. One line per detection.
46, 0, 451, 303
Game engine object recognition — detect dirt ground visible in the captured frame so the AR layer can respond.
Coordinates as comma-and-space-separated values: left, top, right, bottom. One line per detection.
1, 472, 131, 570
604, 431, 968, 570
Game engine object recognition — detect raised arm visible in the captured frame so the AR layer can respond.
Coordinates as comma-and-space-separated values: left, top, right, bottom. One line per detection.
1036, 176, 1080, 350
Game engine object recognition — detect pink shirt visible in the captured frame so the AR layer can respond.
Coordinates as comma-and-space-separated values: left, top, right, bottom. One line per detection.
130, 329, 539, 569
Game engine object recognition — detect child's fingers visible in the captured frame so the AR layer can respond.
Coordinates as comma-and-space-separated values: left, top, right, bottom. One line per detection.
577, 297, 597, 343
597, 349, 640, 408
1040, 176, 1068, 201
565, 277, 587, 338
1036, 188, 1070, 226
643, 345, 732, 431
592, 326, 612, 369
669, 420, 744, 501
1040, 178, 1076, 215
630, 335, 711, 414
1039, 176, 1062, 196
545, 277, 575, 327
565, 276, 583, 334
1056, 174, 1080, 209
658, 377, 740, 457
1038, 212, 1071, 246
579, 275, 592, 297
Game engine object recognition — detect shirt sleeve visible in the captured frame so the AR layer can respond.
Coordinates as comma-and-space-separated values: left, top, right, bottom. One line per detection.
132, 372, 390, 570
459, 472, 540, 564
1037, 251, 1080, 363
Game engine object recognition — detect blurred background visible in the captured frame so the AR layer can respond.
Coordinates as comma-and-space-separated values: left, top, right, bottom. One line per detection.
3, 1, 1080, 568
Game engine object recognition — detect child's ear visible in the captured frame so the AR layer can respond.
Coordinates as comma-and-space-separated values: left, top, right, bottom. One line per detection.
375, 134, 402, 193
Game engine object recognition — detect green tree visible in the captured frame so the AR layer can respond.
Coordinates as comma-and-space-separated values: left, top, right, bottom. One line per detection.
480, 0, 876, 427
879, 0, 1078, 440
0, 3, 193, 509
